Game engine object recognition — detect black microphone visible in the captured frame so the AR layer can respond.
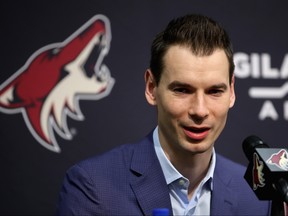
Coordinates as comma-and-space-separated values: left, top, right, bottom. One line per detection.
242, 135, 288, 203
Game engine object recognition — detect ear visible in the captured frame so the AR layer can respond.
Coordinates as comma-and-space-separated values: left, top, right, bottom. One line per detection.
144, 69, 157, 105
229, 74, 236, 108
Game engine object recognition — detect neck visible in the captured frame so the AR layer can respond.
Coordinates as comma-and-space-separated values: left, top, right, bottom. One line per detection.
174, 151, 212, 179
164, 147, 213, 198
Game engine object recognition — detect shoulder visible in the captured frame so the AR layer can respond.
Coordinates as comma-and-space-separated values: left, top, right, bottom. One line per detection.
57, 136, 154, 215
214, 154, 271, 215
215, 154, 246, 175
73, 142, 136, 175
67, 133, 154, 178
214, 153, 249, 189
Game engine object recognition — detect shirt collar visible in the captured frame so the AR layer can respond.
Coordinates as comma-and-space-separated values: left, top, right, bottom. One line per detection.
153, 126, 215, 190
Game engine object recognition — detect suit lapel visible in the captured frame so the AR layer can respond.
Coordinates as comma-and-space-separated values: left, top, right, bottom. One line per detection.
211, 154, 237, 215
129, 134, 172, 216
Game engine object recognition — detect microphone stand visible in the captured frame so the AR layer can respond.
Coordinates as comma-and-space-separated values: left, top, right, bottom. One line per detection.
271, 178, 288, 216
271, 199, 287, 216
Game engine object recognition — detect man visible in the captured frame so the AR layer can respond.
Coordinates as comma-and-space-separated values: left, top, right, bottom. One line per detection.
57, 14, 271, 215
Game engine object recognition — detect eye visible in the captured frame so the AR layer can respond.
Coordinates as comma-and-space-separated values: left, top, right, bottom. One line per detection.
168, 82, 193, 95
208, 88, 224, 96
173, 87, 191, 94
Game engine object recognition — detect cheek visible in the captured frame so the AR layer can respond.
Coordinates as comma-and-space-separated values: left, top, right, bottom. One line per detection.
164, 98, 189, 117
208, 100, 231, 119
157, 97, 187, 122
158, 101, 178, 118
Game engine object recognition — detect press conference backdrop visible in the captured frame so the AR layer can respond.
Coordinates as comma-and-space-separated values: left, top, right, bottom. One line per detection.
0, 1, 287, 214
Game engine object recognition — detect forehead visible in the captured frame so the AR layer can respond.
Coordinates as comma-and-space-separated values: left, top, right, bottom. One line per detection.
162, 45, 230, 83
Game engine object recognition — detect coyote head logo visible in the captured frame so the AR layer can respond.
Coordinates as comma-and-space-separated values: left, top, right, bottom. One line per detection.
252, 153, 265, 190
0, 15, 114, 153
267, 149, 288, 171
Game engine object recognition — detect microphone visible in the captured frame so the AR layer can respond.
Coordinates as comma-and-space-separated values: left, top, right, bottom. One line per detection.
242, 135, 288, 203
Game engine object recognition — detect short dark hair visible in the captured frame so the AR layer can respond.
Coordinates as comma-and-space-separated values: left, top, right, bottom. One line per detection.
149, 14, 234, 85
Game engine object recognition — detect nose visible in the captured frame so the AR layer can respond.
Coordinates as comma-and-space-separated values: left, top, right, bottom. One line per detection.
188, 93, 209, 122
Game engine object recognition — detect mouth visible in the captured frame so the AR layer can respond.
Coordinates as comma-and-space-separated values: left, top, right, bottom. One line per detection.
183, 126, 210, 141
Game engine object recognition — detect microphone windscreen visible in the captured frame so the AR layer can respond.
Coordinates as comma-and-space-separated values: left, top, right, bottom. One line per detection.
242, 135, 269, 161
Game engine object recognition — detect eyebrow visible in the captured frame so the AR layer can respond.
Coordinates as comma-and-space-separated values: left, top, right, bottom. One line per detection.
167, 81, 191, 89
210, 83, 228, 90
168, 81, 228, 90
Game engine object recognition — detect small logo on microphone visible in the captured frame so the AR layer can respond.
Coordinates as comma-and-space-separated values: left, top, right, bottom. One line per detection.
252, 153, 266, 190
266, 149, 288, 171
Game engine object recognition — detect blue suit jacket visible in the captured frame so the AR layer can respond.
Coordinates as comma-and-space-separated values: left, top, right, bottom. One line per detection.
57, 133, 270, 215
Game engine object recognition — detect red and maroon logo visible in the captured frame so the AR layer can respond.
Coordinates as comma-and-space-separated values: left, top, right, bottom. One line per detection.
252, 153, 266, 190
266, 149, 288, 171
0, 15, 114, 153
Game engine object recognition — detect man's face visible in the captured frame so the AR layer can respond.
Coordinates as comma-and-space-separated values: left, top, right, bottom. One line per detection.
145, 45, 235, 157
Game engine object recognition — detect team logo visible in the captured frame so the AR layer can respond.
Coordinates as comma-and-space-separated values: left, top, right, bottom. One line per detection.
0, 15, 114, 153
252, 153, 265, 190
266, 149, 288, 171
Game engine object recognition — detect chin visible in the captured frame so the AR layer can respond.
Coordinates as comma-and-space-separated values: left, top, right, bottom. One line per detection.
185, 140, 213, 154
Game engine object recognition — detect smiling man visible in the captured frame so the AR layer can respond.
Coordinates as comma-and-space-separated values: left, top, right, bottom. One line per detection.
57, 14, 271, 215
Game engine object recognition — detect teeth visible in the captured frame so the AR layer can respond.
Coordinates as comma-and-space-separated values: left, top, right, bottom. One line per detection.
96, 64, 110, 82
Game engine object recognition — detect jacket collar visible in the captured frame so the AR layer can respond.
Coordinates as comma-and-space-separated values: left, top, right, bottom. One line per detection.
129, 133, 173, 215
211, 154, 238, 215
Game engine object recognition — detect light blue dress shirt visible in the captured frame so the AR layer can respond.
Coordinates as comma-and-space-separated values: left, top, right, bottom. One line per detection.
153, 127, 215, 216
